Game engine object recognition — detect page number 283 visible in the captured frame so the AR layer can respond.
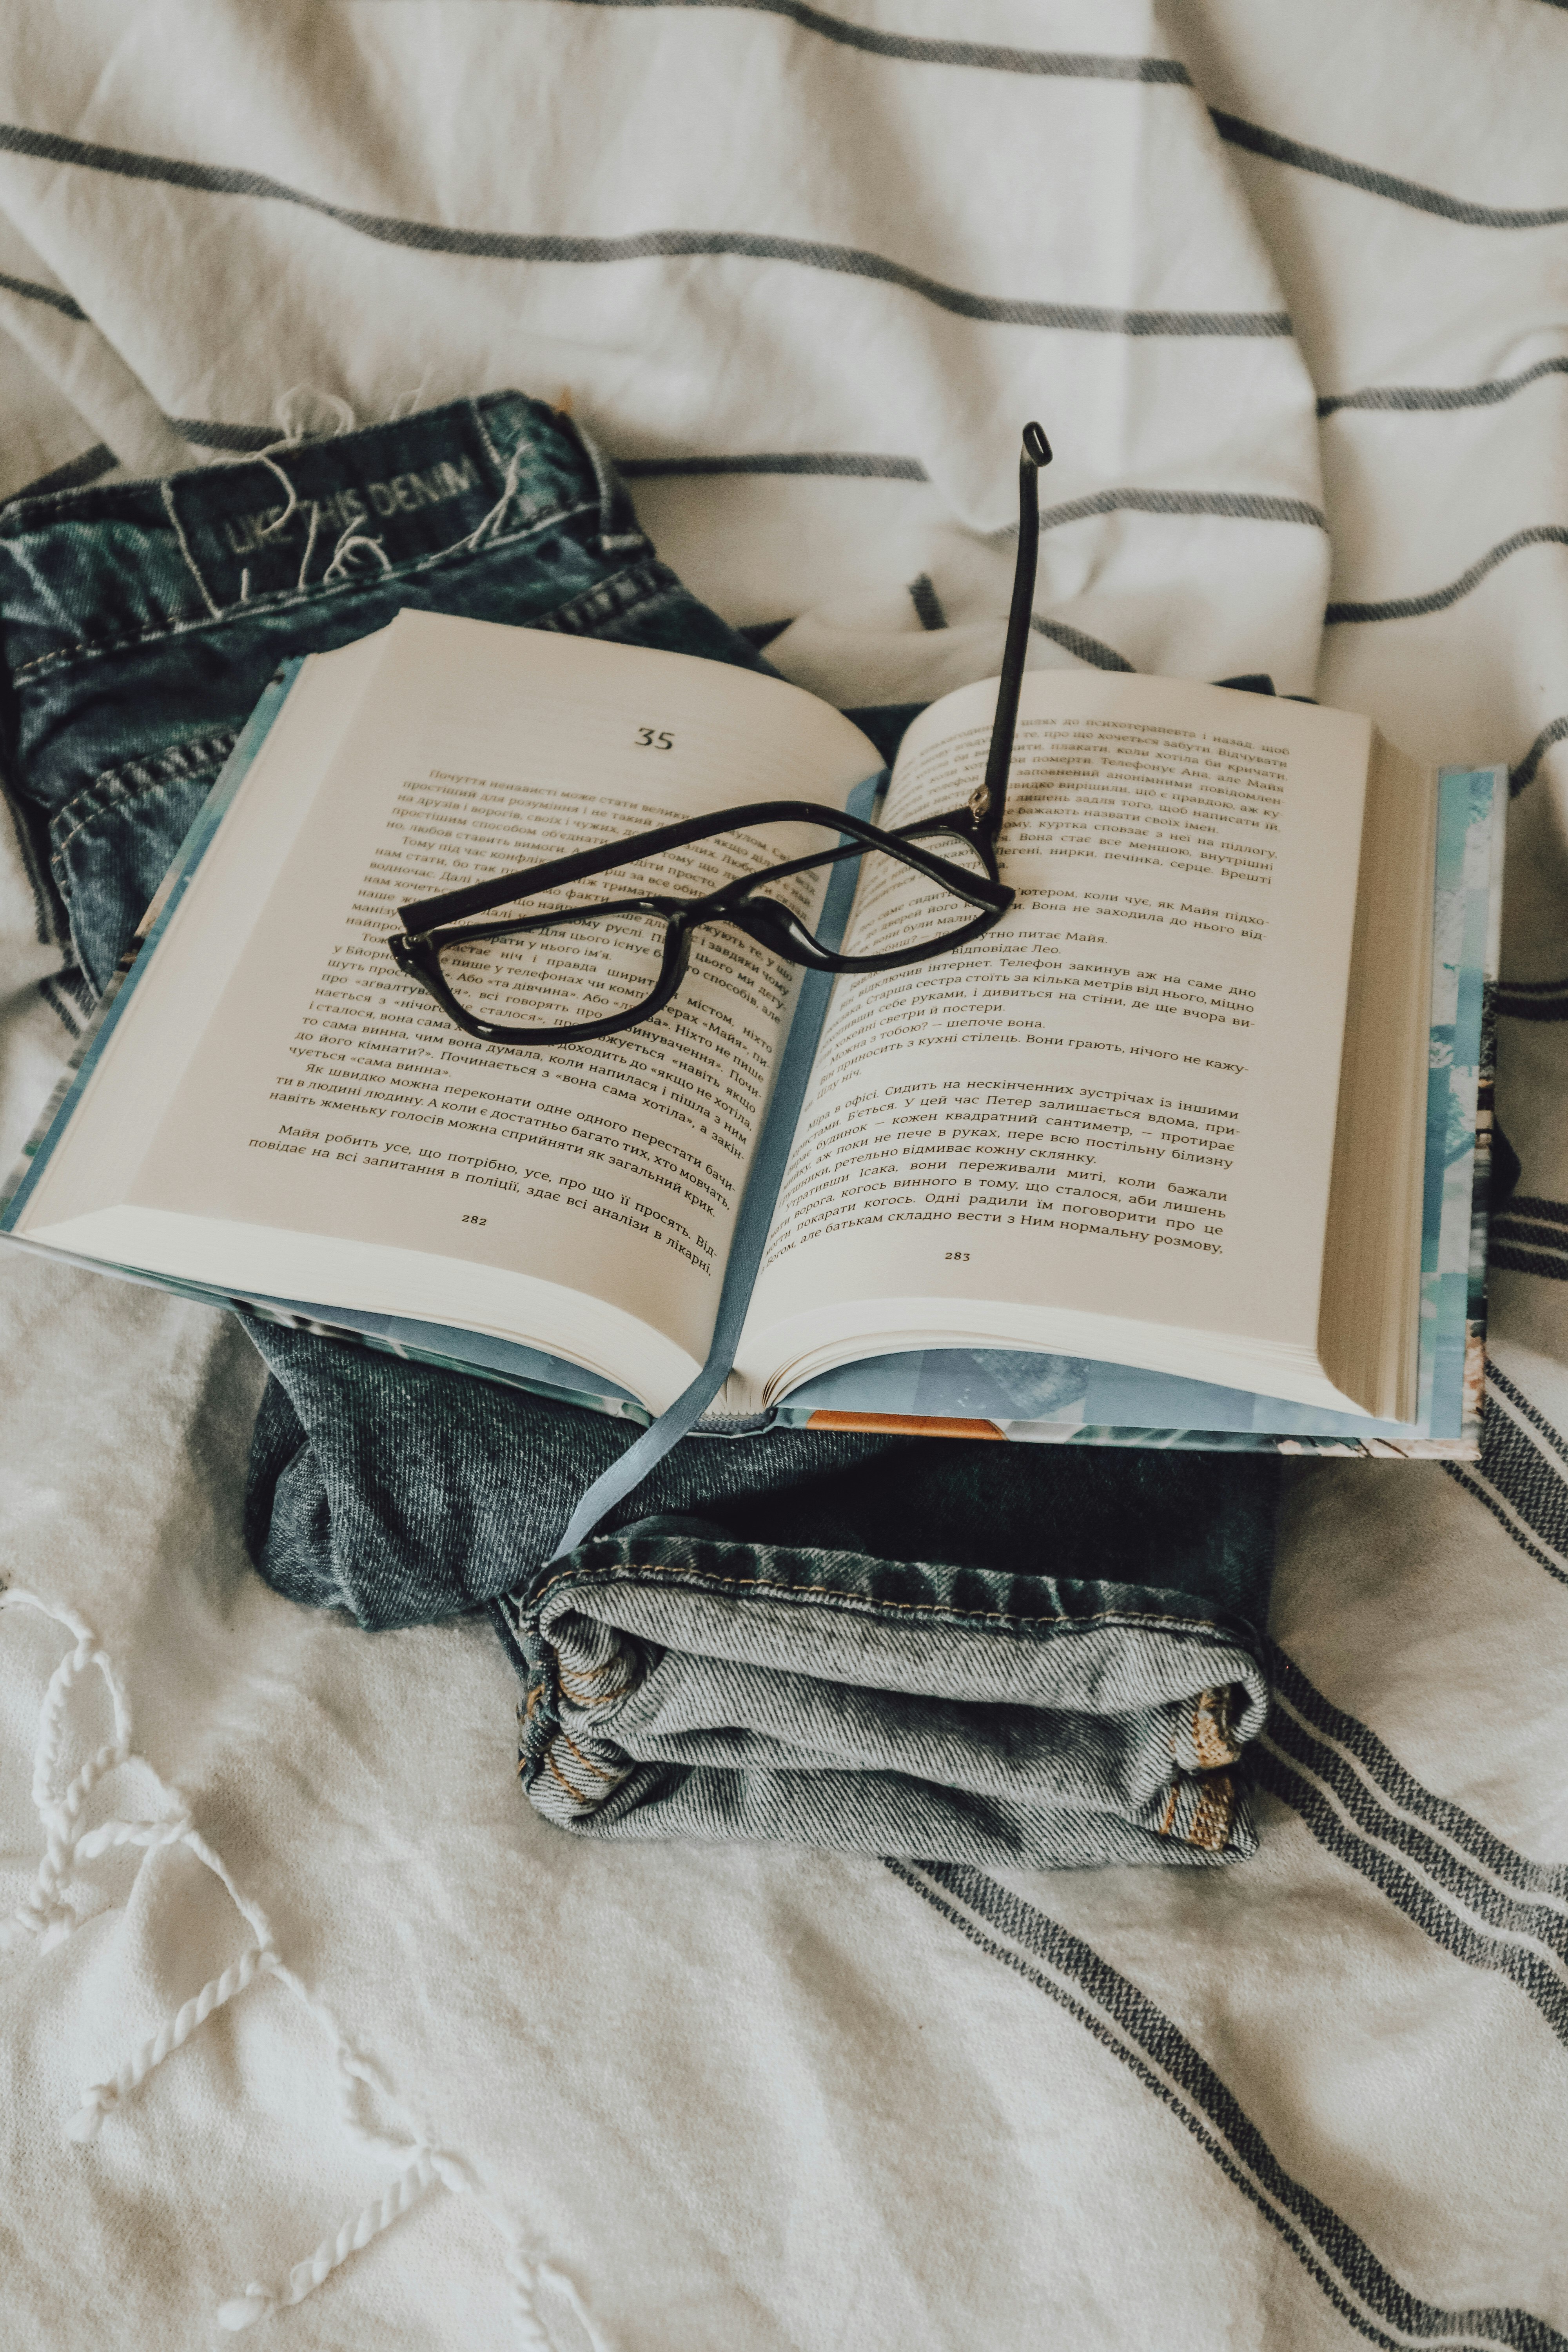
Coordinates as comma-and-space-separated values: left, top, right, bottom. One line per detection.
635, 726, 674, 750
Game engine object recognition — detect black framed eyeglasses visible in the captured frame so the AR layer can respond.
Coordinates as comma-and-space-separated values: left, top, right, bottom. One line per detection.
388, 421, 1052, 1047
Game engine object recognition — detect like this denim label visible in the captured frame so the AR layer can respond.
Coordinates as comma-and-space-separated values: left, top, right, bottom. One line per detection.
164, 408, 508, 610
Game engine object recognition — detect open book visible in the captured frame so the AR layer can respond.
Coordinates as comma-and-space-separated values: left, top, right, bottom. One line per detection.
4, 608, 1461, 1427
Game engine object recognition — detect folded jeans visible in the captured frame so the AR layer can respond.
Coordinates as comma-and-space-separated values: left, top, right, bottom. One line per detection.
249, 1322, 1278, 1866
506, 1520, 1269, 1867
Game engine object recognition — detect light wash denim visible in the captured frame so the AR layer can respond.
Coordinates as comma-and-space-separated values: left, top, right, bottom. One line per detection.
0, 392, 1278, 1866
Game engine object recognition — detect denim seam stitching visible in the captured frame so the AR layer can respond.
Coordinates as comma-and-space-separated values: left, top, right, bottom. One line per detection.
9, 496, 598, 674
536, 559, 671, 636
67, 725, 241, 799
531, 1558, 1256, 1646
556, 1671, 639, 1705
49, 733, 240, 869
541, 1743, 595, 1805
6, 492, 612, 681
1188, 1774, 1234, 1850
553, 1724, 622, 1784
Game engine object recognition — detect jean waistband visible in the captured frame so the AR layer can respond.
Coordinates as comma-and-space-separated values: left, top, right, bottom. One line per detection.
0, 392, 642, 667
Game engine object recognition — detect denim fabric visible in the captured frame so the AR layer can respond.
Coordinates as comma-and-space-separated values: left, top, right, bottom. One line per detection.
507, 1521, 1269, 1866
0, 391, 1280, 1865
0, 394, 755, 996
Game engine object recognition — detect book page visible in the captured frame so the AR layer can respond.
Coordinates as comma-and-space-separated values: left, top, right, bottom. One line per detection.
739, 672, 1375, 1399
26, 611, 880, 1407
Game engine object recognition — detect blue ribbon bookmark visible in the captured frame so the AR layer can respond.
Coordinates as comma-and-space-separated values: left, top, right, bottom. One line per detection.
545, 771, 884, 1562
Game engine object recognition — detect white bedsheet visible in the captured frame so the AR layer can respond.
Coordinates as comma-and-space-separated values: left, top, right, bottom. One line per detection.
2, 4, 1566, 2343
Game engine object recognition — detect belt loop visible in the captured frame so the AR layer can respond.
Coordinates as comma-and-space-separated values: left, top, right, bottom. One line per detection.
570, 416, 649, 558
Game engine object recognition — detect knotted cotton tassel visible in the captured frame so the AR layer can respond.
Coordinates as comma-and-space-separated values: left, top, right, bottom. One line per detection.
216, 2149, 607, 2346
216, 2146, 439, 2330
2, 1588, 606, 2344
65, 1820, 278, 2141
0, 1589, 134, 1960
67, 1942, 279, 2143
478, 2185, 613, 2349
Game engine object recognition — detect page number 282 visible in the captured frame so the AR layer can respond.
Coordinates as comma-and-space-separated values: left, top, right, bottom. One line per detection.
635, 726, 674, 751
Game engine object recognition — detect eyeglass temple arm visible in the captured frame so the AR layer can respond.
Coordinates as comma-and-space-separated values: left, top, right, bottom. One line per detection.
403, 419, 1047, 935
977, 420, 1051, 843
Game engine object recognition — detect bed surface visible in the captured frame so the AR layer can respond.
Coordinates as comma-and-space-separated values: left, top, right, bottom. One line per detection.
2, 4, 1567, 2343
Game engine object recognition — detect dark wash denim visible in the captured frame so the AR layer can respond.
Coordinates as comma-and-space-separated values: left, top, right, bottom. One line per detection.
0, 391, 1278, 1867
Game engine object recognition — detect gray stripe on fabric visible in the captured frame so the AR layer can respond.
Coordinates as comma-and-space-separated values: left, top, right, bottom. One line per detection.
166, 414, 279, 452
0, 125, 1291, 337
0, 267, 87, 319
1445, 1463, 1568, 1579
1254, 1741, 1568, 2067
1442, 1359, 1568, 1574
1510, 713, 1568, 795
1495, 1202, 1568, 1239
1210, 110, 1568, 229
37, 972, 86, 1037
1491, 1243, 1568, 1281
1265, 1698, 1568, 1960
13, 441, 118, 497
1495, 1000, 1568, 1027
1031, 614, 1135, 670
890, 1861, 1564, 2352
1486, 1364, 1568, 1449
1325, 526, 1568, 625
1265, 1634, 1568, 1899
908, 572, 946, 630
1494, 1221, 1568, 1254
616, 452, 929, 478
1473, 1365, 1568, 1559
1497, 1211, 1568, 1238
1039, 486, 1325, 531
560, 0, 1194, 80
1319, 357, 1568, 418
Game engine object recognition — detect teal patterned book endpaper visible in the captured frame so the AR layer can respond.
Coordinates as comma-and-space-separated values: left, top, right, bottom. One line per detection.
774, 762, 1505, 1457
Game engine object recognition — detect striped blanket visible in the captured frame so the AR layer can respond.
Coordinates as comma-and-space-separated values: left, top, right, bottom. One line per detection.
1, 3, 1566, 2343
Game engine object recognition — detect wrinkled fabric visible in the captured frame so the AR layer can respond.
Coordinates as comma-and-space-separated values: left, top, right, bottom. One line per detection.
8, 7, 1568, 2350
